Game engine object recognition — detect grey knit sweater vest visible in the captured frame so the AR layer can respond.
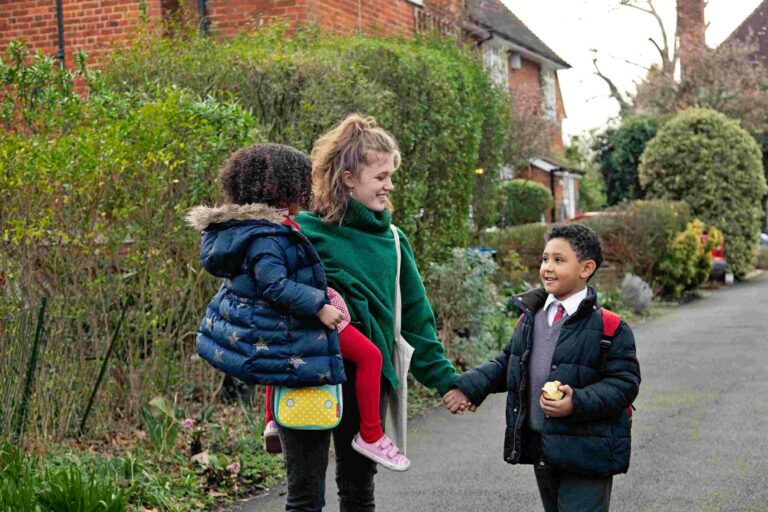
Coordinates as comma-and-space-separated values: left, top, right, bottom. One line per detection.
527, 306, 566, 432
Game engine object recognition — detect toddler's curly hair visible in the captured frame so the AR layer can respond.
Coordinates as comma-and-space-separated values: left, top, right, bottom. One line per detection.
218, 143, 311, 207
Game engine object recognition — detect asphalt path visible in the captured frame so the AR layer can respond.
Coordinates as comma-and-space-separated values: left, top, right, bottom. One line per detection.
242, 275, 768, 512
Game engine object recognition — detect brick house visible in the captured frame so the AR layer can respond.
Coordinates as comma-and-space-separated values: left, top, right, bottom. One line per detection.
466, 0, 579, 221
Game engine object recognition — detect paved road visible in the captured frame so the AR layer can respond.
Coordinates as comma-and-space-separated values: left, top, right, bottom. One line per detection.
242, 276, 768, 512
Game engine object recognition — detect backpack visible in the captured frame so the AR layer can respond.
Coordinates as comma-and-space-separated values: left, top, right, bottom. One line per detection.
599, 308, 635, 416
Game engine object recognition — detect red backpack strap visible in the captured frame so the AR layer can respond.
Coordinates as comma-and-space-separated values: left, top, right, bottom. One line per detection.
601, 308, 622, 338
599, 308, 635, 416
598, 308, 622, 372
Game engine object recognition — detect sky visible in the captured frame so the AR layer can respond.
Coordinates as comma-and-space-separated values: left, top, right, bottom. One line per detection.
501, 0, 764, 142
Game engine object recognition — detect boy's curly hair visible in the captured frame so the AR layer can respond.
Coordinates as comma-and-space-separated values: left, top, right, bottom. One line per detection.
218, 143, 311, 207
546, 224, 604, 277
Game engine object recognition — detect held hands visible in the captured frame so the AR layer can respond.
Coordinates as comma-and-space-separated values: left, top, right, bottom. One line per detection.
317, 304, 345, 330
442, 389, 476, 415
539, 384, 574, 418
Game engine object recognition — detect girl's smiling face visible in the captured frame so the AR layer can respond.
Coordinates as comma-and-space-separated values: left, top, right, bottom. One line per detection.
540, 237, 595, 301
342, 151, 395, 212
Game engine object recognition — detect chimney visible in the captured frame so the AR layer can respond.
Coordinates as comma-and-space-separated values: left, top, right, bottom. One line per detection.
677, 0, 706, 80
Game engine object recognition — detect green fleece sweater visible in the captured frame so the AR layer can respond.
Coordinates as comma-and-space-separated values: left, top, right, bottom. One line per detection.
296, 199, 458, 396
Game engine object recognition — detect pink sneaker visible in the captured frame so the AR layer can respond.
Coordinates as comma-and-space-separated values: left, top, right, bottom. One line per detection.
351, 433, 410, 471
263, 420, 282, 454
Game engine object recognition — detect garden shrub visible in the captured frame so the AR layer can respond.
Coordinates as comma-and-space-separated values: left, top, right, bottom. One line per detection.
474, 223, 549, 285
497, 179, 553, 227
1, 81, 259, 438
423, 249, 514, 369
101, 26, 512, 264
640, 108, 768, 278
578, 200, 690, 283
655, 220, 721, 297
594, 115, 659, 205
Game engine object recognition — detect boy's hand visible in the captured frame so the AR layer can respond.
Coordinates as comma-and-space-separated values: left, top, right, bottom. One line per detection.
442, 389, 475, 415
317, 304, 344, 330
539, 384, 574, 418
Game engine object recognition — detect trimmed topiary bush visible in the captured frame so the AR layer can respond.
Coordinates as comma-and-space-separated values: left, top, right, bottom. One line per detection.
497, 179, 553, 227
640, 108, 768, 278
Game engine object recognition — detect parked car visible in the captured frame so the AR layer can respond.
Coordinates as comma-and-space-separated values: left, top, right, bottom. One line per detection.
568, 211, 733, 283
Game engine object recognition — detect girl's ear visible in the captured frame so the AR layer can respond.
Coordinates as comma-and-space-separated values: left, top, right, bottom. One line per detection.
341, 170, 356, 189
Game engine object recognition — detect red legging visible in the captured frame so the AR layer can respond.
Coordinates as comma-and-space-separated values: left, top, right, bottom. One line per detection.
265, 324, 384, 443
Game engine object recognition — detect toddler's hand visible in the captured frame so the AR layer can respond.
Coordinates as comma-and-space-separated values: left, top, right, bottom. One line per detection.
442, 389, 473, 415
317, 304, 345, 330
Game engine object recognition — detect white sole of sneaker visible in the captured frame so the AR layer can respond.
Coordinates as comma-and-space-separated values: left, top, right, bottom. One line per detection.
350, 439, 411, 472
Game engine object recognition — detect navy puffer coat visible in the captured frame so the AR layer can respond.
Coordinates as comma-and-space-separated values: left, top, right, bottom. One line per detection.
187, 203, 345, 387
455, 287, 640, 477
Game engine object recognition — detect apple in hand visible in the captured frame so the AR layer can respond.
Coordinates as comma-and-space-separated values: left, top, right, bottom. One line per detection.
542, 380, 564, 401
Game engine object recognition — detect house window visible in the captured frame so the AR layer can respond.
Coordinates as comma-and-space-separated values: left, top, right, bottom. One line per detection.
483, 43, 509, 88
559, 174, 577, 220
541, 67, 557, 122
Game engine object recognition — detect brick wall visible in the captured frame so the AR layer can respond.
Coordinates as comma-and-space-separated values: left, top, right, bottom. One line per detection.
508, 56, 542, 117
201, 0, 306, 36
0, 0, 164, 67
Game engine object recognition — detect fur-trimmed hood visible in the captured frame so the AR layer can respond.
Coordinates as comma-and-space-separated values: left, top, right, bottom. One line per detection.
186, 203, 284, 231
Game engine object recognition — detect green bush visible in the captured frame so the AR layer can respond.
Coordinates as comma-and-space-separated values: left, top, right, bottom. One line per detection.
101, 26, 512, 264
655, 220, 720, 297
475, 223, 549, 285
497, 179, 553, 227
423, 249, 514, 369
594, 116, 659, 205
1, 80, 258, 438
640, 108, 768, 278
578, 200, 691, 283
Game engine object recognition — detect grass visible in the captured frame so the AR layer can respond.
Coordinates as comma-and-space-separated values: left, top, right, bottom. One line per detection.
0, 402, 285, 512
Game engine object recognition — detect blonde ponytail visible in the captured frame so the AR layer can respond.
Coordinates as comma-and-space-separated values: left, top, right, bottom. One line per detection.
311, 114, 401, 223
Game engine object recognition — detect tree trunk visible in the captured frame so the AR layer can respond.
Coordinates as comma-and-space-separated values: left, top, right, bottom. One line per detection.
677, 0, 706, 81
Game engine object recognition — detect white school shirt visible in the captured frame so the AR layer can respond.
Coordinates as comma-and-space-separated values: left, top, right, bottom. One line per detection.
543, 287, 589, 327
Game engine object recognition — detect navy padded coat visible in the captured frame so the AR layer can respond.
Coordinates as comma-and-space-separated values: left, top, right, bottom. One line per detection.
455, 287, 640, 477
187, 203, 345, 387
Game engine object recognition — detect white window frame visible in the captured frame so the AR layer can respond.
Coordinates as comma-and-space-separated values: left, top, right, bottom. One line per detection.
541, 66, 557, 122
483, 42, 509, 88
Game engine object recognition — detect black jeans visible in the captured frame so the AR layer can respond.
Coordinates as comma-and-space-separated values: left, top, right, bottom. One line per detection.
524, 430, 613, 512
279, 364, 386, 512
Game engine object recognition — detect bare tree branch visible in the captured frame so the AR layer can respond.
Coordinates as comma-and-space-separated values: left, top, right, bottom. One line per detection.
593, 57, 632, 117
621, 0, 674, 77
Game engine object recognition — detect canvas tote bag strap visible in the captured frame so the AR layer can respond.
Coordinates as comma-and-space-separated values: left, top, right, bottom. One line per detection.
392, 225, 403, 336
386, 224, 414, 454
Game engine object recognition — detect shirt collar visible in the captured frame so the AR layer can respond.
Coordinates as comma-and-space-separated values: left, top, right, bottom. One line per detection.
543, 287, 589, 317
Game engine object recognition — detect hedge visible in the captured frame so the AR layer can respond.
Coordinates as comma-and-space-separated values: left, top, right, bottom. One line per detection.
102, 25, 513, 264
1, 77, 259, 437
640, 108, 768, 278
